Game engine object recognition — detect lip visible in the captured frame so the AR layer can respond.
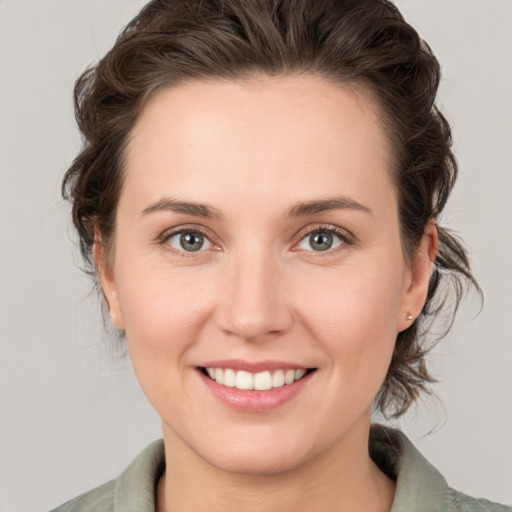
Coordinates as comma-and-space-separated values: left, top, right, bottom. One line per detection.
197, 362, 315, 412
199, 359, 310, 373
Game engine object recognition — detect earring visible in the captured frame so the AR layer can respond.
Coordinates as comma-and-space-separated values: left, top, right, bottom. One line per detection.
406, 313, 414, 321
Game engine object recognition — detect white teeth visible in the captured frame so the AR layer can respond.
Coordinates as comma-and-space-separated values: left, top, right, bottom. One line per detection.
223, 368, 236, 387
295, 369, 307, 381
205, 367, 310, 390
284, 369, 295, 385
235, 370, 254, 390
254, 371, 272, 391
272, 369, 285, 388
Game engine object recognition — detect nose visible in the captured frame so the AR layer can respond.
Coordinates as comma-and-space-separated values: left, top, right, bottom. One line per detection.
215, 248, 293, 342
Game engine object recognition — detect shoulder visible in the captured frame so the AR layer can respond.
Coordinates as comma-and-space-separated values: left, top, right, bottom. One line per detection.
49, 480, 115, 512
447, 488, 512, 512
369, 424, 511, 512
49, 439, 165, 512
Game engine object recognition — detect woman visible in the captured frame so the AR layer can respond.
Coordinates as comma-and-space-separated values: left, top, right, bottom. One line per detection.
50, 0, 510, 511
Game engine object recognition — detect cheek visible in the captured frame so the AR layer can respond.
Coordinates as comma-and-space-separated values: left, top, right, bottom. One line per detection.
114, 265, 225, 432
292, 258, 405, 372
289, 263, 405, 426
114, 262, 217, 374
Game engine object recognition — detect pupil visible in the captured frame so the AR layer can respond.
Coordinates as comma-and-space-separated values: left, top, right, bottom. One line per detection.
180, 232, 203, 252
311, 232, 332, 251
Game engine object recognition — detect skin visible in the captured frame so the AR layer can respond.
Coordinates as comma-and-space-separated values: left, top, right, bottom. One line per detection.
95, 75, 437, 512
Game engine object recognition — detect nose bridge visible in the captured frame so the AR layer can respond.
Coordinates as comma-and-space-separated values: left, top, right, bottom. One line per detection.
218, 241, 291, 341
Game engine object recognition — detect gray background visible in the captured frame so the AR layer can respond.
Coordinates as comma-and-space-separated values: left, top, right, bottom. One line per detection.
0, 1, 511, 511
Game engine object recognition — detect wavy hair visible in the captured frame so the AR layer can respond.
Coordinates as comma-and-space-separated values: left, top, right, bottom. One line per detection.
63, 0, 479, 417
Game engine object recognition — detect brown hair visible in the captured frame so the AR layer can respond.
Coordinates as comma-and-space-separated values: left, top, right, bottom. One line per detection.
63, 0, 479, 417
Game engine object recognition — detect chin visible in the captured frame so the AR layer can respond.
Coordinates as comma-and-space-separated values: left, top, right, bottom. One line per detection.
210, 443, 310, 476
188, 424, 324, 476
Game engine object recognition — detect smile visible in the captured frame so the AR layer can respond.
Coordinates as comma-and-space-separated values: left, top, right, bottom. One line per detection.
203, 367, 310, 390
198, 363, 317, 412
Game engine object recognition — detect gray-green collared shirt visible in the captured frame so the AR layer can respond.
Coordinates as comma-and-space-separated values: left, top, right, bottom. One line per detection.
50, 426, 511, 512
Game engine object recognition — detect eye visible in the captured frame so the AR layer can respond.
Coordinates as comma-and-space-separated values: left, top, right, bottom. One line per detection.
165, 230, 214, 252
296, 227, 347, 252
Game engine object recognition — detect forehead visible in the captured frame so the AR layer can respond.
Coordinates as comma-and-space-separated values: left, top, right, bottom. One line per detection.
123, 74, 395, 215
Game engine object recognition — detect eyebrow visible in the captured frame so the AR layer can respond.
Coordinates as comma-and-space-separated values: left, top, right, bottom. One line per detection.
285, 196, 373, 218
141, 195, 372, 219
141, 198, 221, 219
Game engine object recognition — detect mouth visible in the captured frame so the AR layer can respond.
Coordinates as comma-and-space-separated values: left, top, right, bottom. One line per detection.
197, 363, 317, 412
199, 367, 316, 390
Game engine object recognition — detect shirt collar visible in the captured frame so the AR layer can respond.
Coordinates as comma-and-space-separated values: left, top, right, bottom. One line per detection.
370, 424, 451, 512
112, 426, 452, 512
114, 439, 165, 512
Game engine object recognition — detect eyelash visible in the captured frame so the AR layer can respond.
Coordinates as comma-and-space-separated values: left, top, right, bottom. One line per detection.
159, 226, 218, 257
159, 224, 353, 256
294, 224, 353, 253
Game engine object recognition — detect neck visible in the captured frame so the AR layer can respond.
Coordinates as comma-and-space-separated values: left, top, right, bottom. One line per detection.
157, 420, 395, 512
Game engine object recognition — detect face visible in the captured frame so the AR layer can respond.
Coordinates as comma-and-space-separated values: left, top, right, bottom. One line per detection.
97, 75, 434, 475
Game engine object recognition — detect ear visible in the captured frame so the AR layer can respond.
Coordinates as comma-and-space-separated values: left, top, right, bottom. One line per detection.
93, 234, 125, 330
397, 220, 438, 332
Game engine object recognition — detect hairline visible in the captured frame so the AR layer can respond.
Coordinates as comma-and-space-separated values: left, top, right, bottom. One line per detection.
100, 72, 411, 267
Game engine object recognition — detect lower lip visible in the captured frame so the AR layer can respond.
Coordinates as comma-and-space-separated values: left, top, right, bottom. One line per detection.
199, 370, 314, 412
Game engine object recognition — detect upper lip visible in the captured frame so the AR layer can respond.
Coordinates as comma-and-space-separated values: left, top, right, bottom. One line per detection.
198, 359, 313, 373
